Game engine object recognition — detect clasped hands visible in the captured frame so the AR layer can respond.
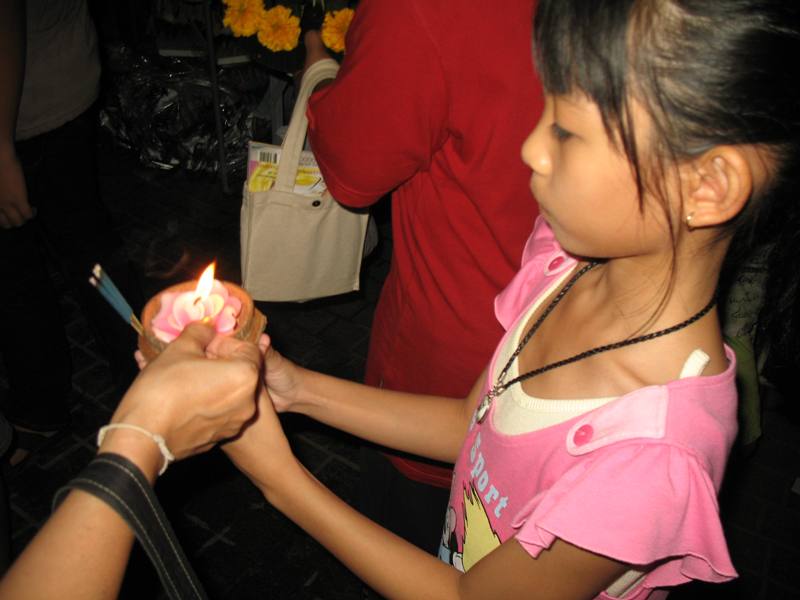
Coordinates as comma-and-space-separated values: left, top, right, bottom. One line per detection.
123, 322, 302, 485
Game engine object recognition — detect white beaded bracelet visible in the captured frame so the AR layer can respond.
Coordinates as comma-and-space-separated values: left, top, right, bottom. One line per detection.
97, 423, 175, 476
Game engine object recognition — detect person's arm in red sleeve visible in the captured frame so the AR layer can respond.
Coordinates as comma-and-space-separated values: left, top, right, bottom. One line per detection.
307, 0, 448, 208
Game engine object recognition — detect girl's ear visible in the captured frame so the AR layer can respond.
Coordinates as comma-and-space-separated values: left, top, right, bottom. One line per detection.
681, 146, 754, 229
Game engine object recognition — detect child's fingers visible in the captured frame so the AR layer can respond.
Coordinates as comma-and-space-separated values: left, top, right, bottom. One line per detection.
134, 350, 147, 371
258, 334, 270, 355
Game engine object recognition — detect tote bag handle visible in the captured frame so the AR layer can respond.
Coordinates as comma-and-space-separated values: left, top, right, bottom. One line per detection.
274, 59, 340, 193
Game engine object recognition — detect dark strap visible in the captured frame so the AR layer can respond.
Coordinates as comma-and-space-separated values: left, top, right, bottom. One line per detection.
53, 453, 208, 600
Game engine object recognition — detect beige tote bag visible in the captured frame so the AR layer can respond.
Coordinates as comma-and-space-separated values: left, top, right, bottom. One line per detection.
240, 59, 369, 301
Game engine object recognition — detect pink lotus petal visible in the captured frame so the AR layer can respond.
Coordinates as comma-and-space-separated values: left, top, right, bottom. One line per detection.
211, 280, 228, 298
152, 325, 178, 343
174, 306, 203, 328
151, 292, 183, 342
151, 292, 178, 326
215, 305, 238, 333
226, 295, 242, 315
172, 292, 206, 327
151, 312, 175, 335
202, 293, 225, 318
166, 312, 183, 331
158, 312, 183, 338
149, 283, 241, 343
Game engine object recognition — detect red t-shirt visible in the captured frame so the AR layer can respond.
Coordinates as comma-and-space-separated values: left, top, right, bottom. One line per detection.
308, 0, 543, 487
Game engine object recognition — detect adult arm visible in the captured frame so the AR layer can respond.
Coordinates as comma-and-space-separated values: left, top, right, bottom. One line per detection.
0, 437, 159, 600
0, 324, 262, 600
307, 0, 448, 207
301, 30, 335, 93
0, 0, 33, 229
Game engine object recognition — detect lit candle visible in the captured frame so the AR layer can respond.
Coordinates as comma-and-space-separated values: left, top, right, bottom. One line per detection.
150, 263, 243, 343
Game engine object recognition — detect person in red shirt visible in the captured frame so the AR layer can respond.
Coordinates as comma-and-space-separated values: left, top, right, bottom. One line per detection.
304, 0, 543, 555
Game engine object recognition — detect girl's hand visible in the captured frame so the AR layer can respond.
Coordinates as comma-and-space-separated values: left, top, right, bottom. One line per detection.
256, 334, 304, 413
107, 323, 261, 462
220, 334, 307, 491
222, 384, 300, 494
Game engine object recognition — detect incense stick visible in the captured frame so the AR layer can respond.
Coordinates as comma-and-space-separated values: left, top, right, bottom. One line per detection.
89, 264, 144, 335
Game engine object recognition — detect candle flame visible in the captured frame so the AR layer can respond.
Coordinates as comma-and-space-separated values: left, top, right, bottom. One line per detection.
195, 262, 216, 300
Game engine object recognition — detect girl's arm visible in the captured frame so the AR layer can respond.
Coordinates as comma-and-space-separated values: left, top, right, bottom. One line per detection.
224, 392, 629, 600
260, 335, 480, 463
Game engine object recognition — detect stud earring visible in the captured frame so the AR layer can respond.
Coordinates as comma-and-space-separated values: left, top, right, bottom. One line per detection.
685, 212, 695, 231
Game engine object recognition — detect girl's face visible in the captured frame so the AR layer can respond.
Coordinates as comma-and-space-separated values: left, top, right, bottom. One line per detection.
521, 94, 676, 260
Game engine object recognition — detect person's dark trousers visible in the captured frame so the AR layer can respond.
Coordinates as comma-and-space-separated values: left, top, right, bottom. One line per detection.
357, 447, 451, 556
0, 108, 143, 431
357, 448, 451, 599
0, 415, 12, 574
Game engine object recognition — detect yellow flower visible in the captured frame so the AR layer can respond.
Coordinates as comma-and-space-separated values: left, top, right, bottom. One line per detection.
223, 0, 266, 38
321, 8, 355, 54
257, 5, 301, 52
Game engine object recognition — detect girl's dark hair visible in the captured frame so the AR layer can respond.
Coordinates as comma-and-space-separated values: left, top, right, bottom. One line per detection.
533, 0, 800, 391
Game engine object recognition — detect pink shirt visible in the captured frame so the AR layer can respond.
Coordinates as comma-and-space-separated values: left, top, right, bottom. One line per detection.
442, 219, 739, 599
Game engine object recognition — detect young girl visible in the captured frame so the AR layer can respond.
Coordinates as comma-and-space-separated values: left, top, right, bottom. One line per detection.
224, 0, 799, 598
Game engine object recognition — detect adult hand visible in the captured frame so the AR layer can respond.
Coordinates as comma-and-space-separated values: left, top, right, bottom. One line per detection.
0, 324, 263, 600
0, 152, 34, 228
106, 322, 262, 463
134, 334, 298, 415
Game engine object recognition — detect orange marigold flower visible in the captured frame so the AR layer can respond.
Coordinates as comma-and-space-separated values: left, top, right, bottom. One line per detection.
223, 0, 266, 38
321, 8, 355, 54
257, 5, 301, 52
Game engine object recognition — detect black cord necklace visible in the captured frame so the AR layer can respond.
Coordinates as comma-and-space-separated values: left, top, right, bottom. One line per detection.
475, 261, 717, 424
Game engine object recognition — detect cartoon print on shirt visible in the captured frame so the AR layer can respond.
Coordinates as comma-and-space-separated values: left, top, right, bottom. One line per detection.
438, 506, 464, 571
440, 428, 505, 572
439, 482, 502, 573
462, 483, 502, 571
